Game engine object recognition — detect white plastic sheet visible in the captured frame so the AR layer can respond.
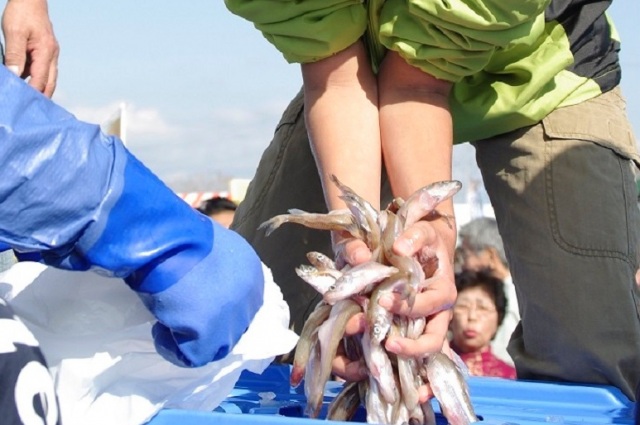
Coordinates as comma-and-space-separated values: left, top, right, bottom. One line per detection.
0, 262, 298, 425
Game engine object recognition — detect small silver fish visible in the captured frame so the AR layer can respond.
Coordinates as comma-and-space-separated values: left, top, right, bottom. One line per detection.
391, 318, 420, 411
362, 330, 398, 405
381, 211, 423, 307
291, 302, 332, 388
326, 380, 362, 422
323, 261, 399, 305
295, 264, 341, 295
330, 174, 381, 251
306, 251, 338, 271
306, 299, 363, 418
397, 180, 462, 228
365, 378, 388, 424
423, 352, 478, 425
368, 272, 413, 345
258, 208, 363, 239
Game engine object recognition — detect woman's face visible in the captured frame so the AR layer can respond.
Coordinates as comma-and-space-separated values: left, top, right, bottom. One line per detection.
450, 286, 499, 353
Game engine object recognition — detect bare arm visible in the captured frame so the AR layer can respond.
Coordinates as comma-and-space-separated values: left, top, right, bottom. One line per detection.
379, 51, 453, 207
301, 41, 382, 212
332, 53, 458, 402
380, 51, 457, 353
378, 49, 457, 305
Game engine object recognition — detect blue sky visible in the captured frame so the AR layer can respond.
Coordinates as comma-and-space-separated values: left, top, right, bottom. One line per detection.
48, 1, 639, 192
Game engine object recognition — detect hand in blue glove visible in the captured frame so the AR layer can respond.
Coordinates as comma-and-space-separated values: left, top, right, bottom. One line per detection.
0, 65, 264, 366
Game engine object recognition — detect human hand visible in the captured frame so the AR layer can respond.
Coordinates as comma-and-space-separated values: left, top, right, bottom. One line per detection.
331, 220, 457, 403
332, 233, 373, 269
2, 0, 59, 96
379, 219, 457, 355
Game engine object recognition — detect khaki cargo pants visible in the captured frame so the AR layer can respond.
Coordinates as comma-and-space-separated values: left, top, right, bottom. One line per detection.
231, 87, 640, 400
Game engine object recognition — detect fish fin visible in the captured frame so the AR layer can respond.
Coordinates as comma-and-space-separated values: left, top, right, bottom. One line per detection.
257, 218, 278, 236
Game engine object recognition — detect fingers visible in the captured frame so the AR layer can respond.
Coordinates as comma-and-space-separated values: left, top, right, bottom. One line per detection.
329, 208, 457, 388
27, 42, 59, 97
393, 220, 439, 258
2, 29, 28, 78
418, 384, 434, 403
440, 337, 454, 359
331, 323, 368, 381
417, 334, 454, 403
382, 219, 457, 317
333, 235, 372, 268
394, 220, 455, 271
384, 309, 452, 358
2, 0, 60, 97
343, 312, 366, 336
44, 59, 59, 98
331, 354, 368, 382
344, 238, 372, 265
378, 273, 456, 318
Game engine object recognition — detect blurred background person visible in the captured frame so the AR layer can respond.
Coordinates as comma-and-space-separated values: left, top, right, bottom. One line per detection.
450, 270, 517, 379
197, 196, 238, 229
458, 217, 518, 366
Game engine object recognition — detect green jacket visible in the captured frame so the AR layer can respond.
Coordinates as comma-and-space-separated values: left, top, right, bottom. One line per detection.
225, 0, 621, 143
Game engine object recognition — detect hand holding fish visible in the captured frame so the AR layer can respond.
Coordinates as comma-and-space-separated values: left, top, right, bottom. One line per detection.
332, 319, 459, 401
331, 218, 458, 401
260, 175, 478, 424
380, 218, 458, 355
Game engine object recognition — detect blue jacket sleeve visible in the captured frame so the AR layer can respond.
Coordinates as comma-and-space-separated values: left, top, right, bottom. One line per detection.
0, 65, 264, 366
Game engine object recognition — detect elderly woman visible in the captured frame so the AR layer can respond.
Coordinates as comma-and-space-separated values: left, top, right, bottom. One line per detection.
457, 217, 518, 366
450, 270, 516, 379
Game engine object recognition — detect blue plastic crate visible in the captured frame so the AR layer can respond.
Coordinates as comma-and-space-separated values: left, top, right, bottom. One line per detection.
147, 364, 636, 424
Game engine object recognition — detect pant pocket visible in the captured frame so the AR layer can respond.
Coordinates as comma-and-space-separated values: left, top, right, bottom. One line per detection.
542, 88, 640, 165
540, 93, 640, 263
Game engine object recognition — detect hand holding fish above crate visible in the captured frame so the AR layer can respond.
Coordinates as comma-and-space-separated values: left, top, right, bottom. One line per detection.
260, 175, 477, 425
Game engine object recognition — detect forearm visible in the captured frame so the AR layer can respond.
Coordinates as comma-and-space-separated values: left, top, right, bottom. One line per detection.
379, 51, 456, 254
302, 41, 381, 211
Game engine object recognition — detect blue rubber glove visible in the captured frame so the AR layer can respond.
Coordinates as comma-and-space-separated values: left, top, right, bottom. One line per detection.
0, 65, 264, 367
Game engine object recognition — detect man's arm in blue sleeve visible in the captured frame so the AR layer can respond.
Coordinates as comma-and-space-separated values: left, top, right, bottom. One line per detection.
0, 65, 264, 367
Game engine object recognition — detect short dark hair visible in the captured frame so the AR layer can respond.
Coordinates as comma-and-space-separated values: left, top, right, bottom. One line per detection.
196, 196, 237, 216
454, 269, 507, 326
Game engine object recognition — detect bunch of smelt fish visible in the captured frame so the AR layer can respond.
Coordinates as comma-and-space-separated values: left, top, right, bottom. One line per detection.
259, 175, 478, 425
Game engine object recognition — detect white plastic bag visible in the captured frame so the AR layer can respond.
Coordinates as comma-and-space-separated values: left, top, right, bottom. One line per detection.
0, 262, 298, 425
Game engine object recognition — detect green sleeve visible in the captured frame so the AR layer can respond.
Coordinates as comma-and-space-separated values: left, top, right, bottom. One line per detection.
378, 0, 551, 82
225, 0, 367, 64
